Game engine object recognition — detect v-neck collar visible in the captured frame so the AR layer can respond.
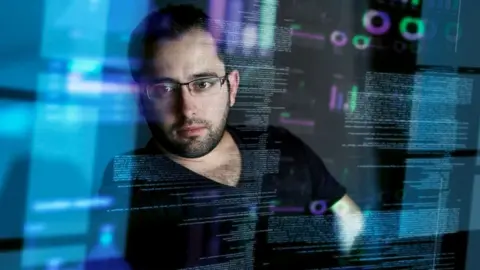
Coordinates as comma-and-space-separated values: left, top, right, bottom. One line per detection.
143, 125, 246, 188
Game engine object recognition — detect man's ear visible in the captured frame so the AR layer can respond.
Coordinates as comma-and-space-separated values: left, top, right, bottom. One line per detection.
228, 70, 240, 107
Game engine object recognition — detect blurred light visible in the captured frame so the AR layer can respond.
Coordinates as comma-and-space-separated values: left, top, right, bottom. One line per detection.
33, 196, 113, 212
329, 85, 337, 111
350, 85, 358, 112
208, 0, 226, 41
242, 24, 257, 55
24, 223, 47, 234
35, 200, 71, 211
225, 0, 243, 54
259, 0, 277, 51
66, 75, 137, 94
100, 224, 114, 246
336, 92, 344, 110
46, 258, 63, 270
290, 24, 301, 30
68, 59, 102, 74
0, 103, 31, 137
100, 233, 113, 246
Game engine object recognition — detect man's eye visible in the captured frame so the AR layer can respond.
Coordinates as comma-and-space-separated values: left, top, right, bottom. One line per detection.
158, 84, 175, 92
195, 81, 211, 89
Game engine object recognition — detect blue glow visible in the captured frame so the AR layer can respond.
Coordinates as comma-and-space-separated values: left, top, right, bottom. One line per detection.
33, 196, 113, 212
68, 59, 102, 74
0, 103, 31, 137
100, 233, 113, 246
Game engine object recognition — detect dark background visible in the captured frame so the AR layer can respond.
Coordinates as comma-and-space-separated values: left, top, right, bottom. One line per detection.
0, 0, 479, 269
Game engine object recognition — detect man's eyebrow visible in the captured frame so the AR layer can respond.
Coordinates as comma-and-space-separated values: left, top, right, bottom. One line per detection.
190, 72, 219, 79
150, 77, 176, 83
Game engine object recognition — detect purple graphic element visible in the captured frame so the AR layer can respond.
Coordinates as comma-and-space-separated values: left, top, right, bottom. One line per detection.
363, 10, 391, 35
310, 200, 327, 215
330, 31, 348, 47
270, 206, 304, 213
208, 0, 226, 41
329, 85, 337, 111
279, 117, 315, 127
225, 0, 243, 53
291, 30, 325, 41
337, 92, 344, 111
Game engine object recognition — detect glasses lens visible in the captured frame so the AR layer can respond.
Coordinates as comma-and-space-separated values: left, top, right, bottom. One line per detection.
189, 77, 222, 96
147, 83, 176, 99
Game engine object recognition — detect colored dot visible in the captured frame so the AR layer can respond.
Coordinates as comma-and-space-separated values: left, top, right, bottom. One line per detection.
352, 35, 371, 50
291, 24, 302, 30
310, 200, 327, 215
399, 17, 425, 41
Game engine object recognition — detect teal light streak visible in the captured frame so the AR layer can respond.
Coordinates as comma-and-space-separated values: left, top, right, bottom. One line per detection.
259, 0, 277, 50
350, 85, 358, 112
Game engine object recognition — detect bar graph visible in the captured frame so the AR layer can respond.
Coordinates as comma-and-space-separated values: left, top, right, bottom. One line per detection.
328, 84, 358, 113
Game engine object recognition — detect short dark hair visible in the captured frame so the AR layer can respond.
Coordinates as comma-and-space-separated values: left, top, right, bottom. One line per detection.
128, 4, 229, 83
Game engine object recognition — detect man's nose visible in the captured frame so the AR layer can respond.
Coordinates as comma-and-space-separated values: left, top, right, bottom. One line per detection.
175, 85, 197, 116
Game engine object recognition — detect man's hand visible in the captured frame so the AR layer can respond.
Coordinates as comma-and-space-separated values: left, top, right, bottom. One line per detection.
331, 195, 364, 253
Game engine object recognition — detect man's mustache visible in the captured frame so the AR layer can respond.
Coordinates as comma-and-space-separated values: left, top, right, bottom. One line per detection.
172, 119, 210, 130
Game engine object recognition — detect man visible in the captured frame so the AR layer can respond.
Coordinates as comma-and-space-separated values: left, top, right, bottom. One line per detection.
86, 4, 364, 269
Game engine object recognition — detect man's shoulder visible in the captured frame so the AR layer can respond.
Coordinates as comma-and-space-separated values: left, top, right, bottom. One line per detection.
229, 124, 305, 148
100, 144, 166, 186
229, 124, 297, 139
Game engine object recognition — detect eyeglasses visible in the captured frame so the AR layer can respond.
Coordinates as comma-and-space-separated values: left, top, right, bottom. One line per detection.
145, 75, 228, 100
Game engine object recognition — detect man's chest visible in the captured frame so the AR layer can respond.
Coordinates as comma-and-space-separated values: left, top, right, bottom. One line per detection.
186, 148, 242, 186
199, 158, 241, 186
259, 154, 314, 209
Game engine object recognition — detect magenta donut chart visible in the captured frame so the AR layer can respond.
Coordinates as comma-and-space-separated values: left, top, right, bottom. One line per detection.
330, 31, 349, 47
363, 10, 391, 35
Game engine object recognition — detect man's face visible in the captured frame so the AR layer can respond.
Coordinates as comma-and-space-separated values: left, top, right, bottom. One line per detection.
141, 29, 239, 159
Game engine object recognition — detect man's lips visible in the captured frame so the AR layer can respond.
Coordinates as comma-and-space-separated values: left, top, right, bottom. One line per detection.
176, 126, 207, 137
178, 126, 205, 132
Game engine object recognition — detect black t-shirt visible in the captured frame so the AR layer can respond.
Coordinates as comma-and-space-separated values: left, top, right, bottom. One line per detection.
85, 125, 346, 269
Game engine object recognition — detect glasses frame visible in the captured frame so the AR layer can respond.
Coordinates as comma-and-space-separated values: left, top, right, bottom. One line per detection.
145, 74, 229, 100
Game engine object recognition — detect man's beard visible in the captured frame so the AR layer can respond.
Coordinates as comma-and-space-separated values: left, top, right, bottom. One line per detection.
147, 104, 230, 159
